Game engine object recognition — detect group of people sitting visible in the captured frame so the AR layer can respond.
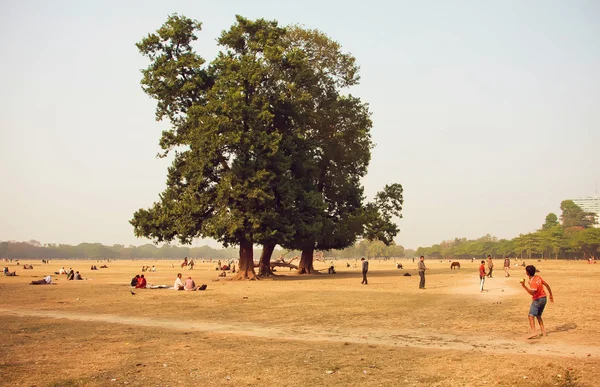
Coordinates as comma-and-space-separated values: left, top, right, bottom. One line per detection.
131, 274, 147, 288
129, 273, 206, 291
173, 273, 207, 291
55, 267, 83, 280
22, 264, 34, 269
141, 265, 156, 272
3, 267, 16, 276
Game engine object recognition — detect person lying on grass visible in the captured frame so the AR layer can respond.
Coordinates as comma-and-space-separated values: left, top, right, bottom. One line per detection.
30, 275, 53, 285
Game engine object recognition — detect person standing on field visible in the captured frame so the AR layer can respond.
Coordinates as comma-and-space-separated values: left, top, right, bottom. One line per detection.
520, 265, 554, 338
504, 257, 511, 277
418, 256, 427, 289
479, 260, 487, 292
487, 255, 494, 278
361, 257, 368, 285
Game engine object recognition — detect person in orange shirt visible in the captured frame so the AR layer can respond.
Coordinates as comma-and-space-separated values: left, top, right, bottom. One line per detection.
520, 265, 554, 338
479, 260, 486, 292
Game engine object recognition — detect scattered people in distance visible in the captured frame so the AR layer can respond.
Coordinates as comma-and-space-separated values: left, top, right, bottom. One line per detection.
131, 275, 140, 287
328, 265, 336, 274
67, 269, 75, 280
418, 256, 427, 289
504, 257, 511, 277
231, 264, 236, 273
135, 274, 147, 289
100, 265, 108, 268
184, 276, 197, 291
30, 275, 52, 285
188, 259, 194, 270
174, 273, 184, 290
74, 271, 82, 280
487, 255, 494, 278
396, 263, 403, 269
151, 265, 156, 272
346, 262, 351, 268
3, 267, 16, 276
479, 260, 487, 292
520, 265, 554, 339
219, 270, 227, 277
361, 257, 368, 285
59, 267, 67, 275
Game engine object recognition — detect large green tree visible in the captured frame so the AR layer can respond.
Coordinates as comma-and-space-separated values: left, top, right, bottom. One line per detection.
131, 15, 323, 279
560, 200, 597, 228
130, 15, 403, 278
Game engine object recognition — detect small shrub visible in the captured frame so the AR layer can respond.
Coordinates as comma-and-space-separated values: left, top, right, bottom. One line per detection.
551, 369, 582, 387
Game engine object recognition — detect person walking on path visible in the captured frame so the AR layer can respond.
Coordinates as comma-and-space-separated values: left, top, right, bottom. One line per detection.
520, 265, 554, 338
487, 255, 494, 278
504, 257, 511, 277
418, 256, 427, 289
479, 260, 487, 292
361, 257, 368, 285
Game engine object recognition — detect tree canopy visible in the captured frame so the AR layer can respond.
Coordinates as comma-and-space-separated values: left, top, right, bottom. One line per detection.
130, 14, 403, 279
560, 200, 597, 229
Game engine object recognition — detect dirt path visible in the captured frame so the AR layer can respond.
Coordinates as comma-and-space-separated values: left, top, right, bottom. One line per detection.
1, 307, 597, 359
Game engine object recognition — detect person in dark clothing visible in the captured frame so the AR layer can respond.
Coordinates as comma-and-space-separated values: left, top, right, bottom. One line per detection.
418, 256, 427, 289
361, 257, 368, 285
130, 275, 140, 287
487, 255, 494, 278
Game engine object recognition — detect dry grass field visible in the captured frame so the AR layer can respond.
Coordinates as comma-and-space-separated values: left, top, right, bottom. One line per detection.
1, 257, 599, 386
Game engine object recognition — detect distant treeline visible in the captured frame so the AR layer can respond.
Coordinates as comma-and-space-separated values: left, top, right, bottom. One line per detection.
0, 241, 245, 260
415, 201, 600, 260
0, 239, 409, 260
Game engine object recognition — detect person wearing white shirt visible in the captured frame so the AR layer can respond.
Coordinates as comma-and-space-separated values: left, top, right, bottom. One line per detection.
174, 273, 184, 290
30, 275, 52, 285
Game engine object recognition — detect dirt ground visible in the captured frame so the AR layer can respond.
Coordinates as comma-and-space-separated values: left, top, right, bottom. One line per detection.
1, 257, 598, 386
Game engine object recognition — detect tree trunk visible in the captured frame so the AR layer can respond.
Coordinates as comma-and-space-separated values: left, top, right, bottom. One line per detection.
258, 242, 276, 277
232, 239, 257, 280
297, 245, 315, 274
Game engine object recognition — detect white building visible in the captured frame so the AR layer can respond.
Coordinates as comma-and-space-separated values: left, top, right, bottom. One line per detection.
571, 196, 600, 226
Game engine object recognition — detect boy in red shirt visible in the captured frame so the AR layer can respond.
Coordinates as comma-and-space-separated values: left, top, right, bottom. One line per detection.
479, 260, 486, 292
520, 265, 554, 338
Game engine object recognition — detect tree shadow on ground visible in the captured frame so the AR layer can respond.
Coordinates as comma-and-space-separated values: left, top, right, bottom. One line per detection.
264, 270, 419, 281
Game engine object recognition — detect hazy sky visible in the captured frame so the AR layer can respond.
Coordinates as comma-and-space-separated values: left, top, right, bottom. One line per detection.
1, 0, 598, 249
